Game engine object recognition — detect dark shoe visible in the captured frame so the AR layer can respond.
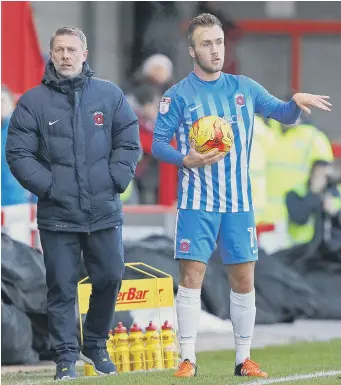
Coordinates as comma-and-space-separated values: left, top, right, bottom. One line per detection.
80, 347, 117, 375
54, 362, 77, 380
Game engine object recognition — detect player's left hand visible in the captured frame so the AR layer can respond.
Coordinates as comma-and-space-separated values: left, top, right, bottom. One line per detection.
293, 93, 332, 114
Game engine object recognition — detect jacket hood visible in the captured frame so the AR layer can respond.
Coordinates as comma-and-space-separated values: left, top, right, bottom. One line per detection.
42, 60, 95, 93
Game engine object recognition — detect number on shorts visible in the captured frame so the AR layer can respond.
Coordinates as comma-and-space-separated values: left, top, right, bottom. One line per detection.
247, 227, 257, 248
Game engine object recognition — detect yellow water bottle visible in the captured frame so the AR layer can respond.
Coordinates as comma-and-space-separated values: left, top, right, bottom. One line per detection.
113, 322, 130, 373
84, 363, 98, 376
129, 322, 146, 372
107, 329, 115, 362
145, 321, 163, 370
161, 320, 177, 369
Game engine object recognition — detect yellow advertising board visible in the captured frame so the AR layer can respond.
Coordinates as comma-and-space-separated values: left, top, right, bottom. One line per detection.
77, 263, 174, 314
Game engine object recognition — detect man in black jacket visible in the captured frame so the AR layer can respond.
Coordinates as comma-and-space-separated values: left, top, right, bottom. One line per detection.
6, 27, 141, 380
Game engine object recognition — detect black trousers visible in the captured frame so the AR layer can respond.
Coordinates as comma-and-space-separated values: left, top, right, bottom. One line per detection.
40, 226, 125, 364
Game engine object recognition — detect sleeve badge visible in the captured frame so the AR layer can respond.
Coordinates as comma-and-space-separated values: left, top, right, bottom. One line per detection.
159, 97, 171, 114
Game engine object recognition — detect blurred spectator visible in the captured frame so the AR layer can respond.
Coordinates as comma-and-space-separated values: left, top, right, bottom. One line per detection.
263, 115, 334, 250
249, 114, 276, 225
125, 54, 173, 97
126, 83, 159, 129
141, 54, 173, 91
286, 160, 341, 255
128, 83, 160, 204
1, 85, 31, 206
124, 55, 173, 203
124, 56, 173, 202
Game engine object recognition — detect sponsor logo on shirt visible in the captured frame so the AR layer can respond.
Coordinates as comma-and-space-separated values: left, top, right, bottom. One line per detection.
222, 114, 244, 125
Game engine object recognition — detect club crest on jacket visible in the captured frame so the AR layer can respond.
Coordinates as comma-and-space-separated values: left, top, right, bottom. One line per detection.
94, 111, 104, 125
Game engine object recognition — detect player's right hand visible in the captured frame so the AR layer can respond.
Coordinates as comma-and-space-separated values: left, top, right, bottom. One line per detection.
183, 140, 225, 168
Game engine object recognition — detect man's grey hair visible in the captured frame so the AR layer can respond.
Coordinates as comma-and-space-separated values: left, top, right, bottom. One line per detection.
141, 54, 173, 77
49, 27, 87, 50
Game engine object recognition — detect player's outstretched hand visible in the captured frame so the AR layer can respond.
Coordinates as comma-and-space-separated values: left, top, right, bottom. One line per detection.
183, 140, 225, 168
293, 93, 332, 114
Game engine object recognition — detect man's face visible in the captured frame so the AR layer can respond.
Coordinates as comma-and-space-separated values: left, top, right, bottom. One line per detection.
50, 34, 88, 78
189, 25, 225, 74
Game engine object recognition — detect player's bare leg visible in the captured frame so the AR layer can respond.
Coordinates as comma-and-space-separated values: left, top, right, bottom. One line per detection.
227, 261, 267, 377
174, 260, 206, 377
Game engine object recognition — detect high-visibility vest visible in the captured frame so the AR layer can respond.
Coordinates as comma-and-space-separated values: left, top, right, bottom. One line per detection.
249, 115, 276, 224
288, 184, 341, 245
265, 121, 334, 223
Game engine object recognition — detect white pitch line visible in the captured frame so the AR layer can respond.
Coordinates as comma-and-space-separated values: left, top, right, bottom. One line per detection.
246, 370, 341, 385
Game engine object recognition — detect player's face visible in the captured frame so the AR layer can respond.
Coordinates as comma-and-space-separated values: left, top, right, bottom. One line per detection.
189, 25, 225, 74
50, 34, 88, 78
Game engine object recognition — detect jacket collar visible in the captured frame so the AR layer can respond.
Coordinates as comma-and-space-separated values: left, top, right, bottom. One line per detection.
42, 60, 94, 93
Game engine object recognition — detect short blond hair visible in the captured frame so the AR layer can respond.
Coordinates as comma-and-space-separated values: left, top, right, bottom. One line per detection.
188, 13, 223, 48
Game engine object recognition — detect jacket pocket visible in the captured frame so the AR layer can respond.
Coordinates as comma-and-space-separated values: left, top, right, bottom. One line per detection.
112, 179, 117, 197
48, 170, 65, 208
49, 172, 56, 200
